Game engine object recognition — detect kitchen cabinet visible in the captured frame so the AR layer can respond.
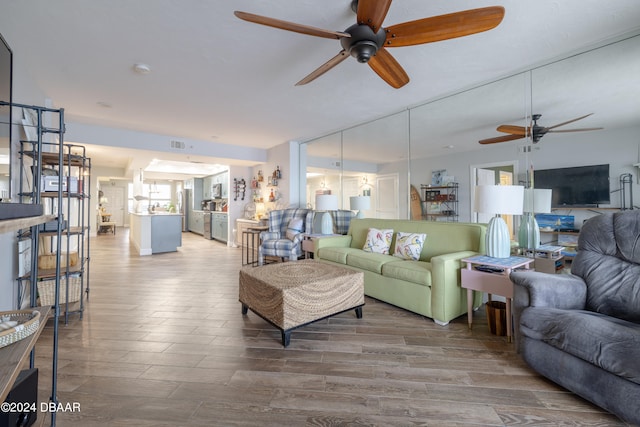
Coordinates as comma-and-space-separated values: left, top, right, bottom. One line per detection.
211, 171, 229, 199
191, 178, 204, 210
203, 176, 213, 200
130, 213, 182, 255
189, 210, 204, 235
221, 173, 229, 198
212, 212, 228, 242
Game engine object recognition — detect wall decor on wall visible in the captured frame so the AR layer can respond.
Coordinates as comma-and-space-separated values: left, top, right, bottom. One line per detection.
233, 178, 246, 201
432, 169, 446, 186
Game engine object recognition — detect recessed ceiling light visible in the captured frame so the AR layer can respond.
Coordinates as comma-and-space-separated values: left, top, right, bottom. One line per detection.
444, 145, 455, 149
133, 63, 152, 74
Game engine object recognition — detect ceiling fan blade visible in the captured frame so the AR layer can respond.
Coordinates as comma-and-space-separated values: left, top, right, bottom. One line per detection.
546, 113, 594, 130
384, 6, 505, 47
295, 50, 349, 86
368, 48, 410, 89
547, 127, 604, 133
479, 134, 524, 145
357, 0, 393, 31
234, 11, 350, 40
497, 124, 527, 136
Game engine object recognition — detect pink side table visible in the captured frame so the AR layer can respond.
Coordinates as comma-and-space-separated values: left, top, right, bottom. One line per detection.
461, 255, 534, 342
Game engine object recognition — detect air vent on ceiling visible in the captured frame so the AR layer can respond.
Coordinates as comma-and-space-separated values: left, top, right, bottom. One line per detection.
170, 140, 186, 150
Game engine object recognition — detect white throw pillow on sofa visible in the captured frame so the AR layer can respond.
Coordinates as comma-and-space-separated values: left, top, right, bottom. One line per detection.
363, 228, 394, 254
285, 218, 304, 240
393, 232, 427, 260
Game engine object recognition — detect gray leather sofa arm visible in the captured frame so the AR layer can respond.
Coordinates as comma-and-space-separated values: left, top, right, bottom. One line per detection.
511, 271, 587, 310
510, 271, 587, 352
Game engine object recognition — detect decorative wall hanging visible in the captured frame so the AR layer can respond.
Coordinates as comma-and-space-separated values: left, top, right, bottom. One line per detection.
234, 178, 246, 201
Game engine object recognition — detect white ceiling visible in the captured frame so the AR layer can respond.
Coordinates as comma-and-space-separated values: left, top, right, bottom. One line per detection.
1, 1, 640, 174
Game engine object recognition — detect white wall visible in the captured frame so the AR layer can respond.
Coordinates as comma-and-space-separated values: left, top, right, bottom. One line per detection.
66, 122, 267, 167
251, 141, 302, 210
227, 164, 254, 245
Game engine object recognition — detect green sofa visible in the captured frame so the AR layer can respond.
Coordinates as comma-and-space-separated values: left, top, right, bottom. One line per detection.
315, 218, 486, 325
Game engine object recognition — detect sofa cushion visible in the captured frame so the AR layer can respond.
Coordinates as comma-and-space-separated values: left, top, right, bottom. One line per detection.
393, 232, 427, 261
520, 307, 640, 385
346, 250, 396, 274
285, 218, 304, 240
382, 260, 432, 287
317, 247, 360, 265
363, 228, 393, 254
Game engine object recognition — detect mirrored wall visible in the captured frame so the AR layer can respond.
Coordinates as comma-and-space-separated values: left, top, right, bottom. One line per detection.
0, 34, 12, 200
300, 33, 640, 225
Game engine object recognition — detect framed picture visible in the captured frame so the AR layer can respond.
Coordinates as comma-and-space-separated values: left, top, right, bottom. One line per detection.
425, 190, 440, 201
432, 169, 446, 186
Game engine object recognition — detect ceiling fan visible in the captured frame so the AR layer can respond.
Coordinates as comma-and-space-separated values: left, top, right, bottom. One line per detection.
234, 0, 505, 89
479, 113, 604, 145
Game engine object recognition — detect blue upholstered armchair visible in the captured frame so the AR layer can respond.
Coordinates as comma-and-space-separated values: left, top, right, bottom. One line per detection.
328, 209, 355, 235
258, 208, 312, 265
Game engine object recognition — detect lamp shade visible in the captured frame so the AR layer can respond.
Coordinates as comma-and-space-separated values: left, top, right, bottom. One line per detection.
316, 194, 338, 211
474, 185, 524, 215
523, 188, 552, 213
349, 196, 370, 211
350, 195, 370, 219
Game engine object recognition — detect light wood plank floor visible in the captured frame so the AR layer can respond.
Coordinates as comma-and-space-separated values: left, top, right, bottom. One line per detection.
30, 229, 629, 426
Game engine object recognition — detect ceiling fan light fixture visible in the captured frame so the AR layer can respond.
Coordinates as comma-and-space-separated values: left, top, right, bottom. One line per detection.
341, 23, 386, 63
350, 40, 378, 63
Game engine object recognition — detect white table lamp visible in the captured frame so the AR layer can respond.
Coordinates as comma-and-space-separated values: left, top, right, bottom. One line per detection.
475, 185, 524, 258
518, 188, 552, 249
349, 195, 370, 219
314, 194, 338, 234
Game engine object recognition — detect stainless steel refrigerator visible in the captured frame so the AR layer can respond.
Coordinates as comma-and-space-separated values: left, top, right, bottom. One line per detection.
178, 189, 190, 232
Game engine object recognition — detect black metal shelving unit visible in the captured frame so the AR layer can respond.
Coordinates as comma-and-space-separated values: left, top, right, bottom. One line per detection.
18, 140, 92, 321
421, 183, 459, 222
10, 101, 91, 427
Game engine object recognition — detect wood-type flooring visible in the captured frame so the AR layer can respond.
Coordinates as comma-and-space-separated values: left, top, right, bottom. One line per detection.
29, 229, 630, 426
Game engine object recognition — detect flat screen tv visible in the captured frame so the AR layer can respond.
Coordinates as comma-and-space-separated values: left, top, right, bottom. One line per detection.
534, 164, 610, 208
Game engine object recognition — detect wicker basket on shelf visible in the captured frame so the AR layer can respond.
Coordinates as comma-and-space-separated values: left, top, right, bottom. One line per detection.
0, 310, 41, 349
37, 276, 82, 306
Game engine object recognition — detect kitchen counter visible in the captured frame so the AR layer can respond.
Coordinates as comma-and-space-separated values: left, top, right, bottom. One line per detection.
130, 212, 182, 256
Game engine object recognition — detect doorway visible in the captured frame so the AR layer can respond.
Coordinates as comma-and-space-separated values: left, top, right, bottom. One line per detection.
470, 161, 519, 238
100, 186, 126, 226
376, 173, 399, 219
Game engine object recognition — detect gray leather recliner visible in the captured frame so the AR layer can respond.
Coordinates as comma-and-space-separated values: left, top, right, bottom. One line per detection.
511, 210, 640, 425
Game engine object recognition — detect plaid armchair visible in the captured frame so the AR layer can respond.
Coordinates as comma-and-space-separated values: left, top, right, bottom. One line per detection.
258, 208, 312, 265
328, 209, 355, 235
